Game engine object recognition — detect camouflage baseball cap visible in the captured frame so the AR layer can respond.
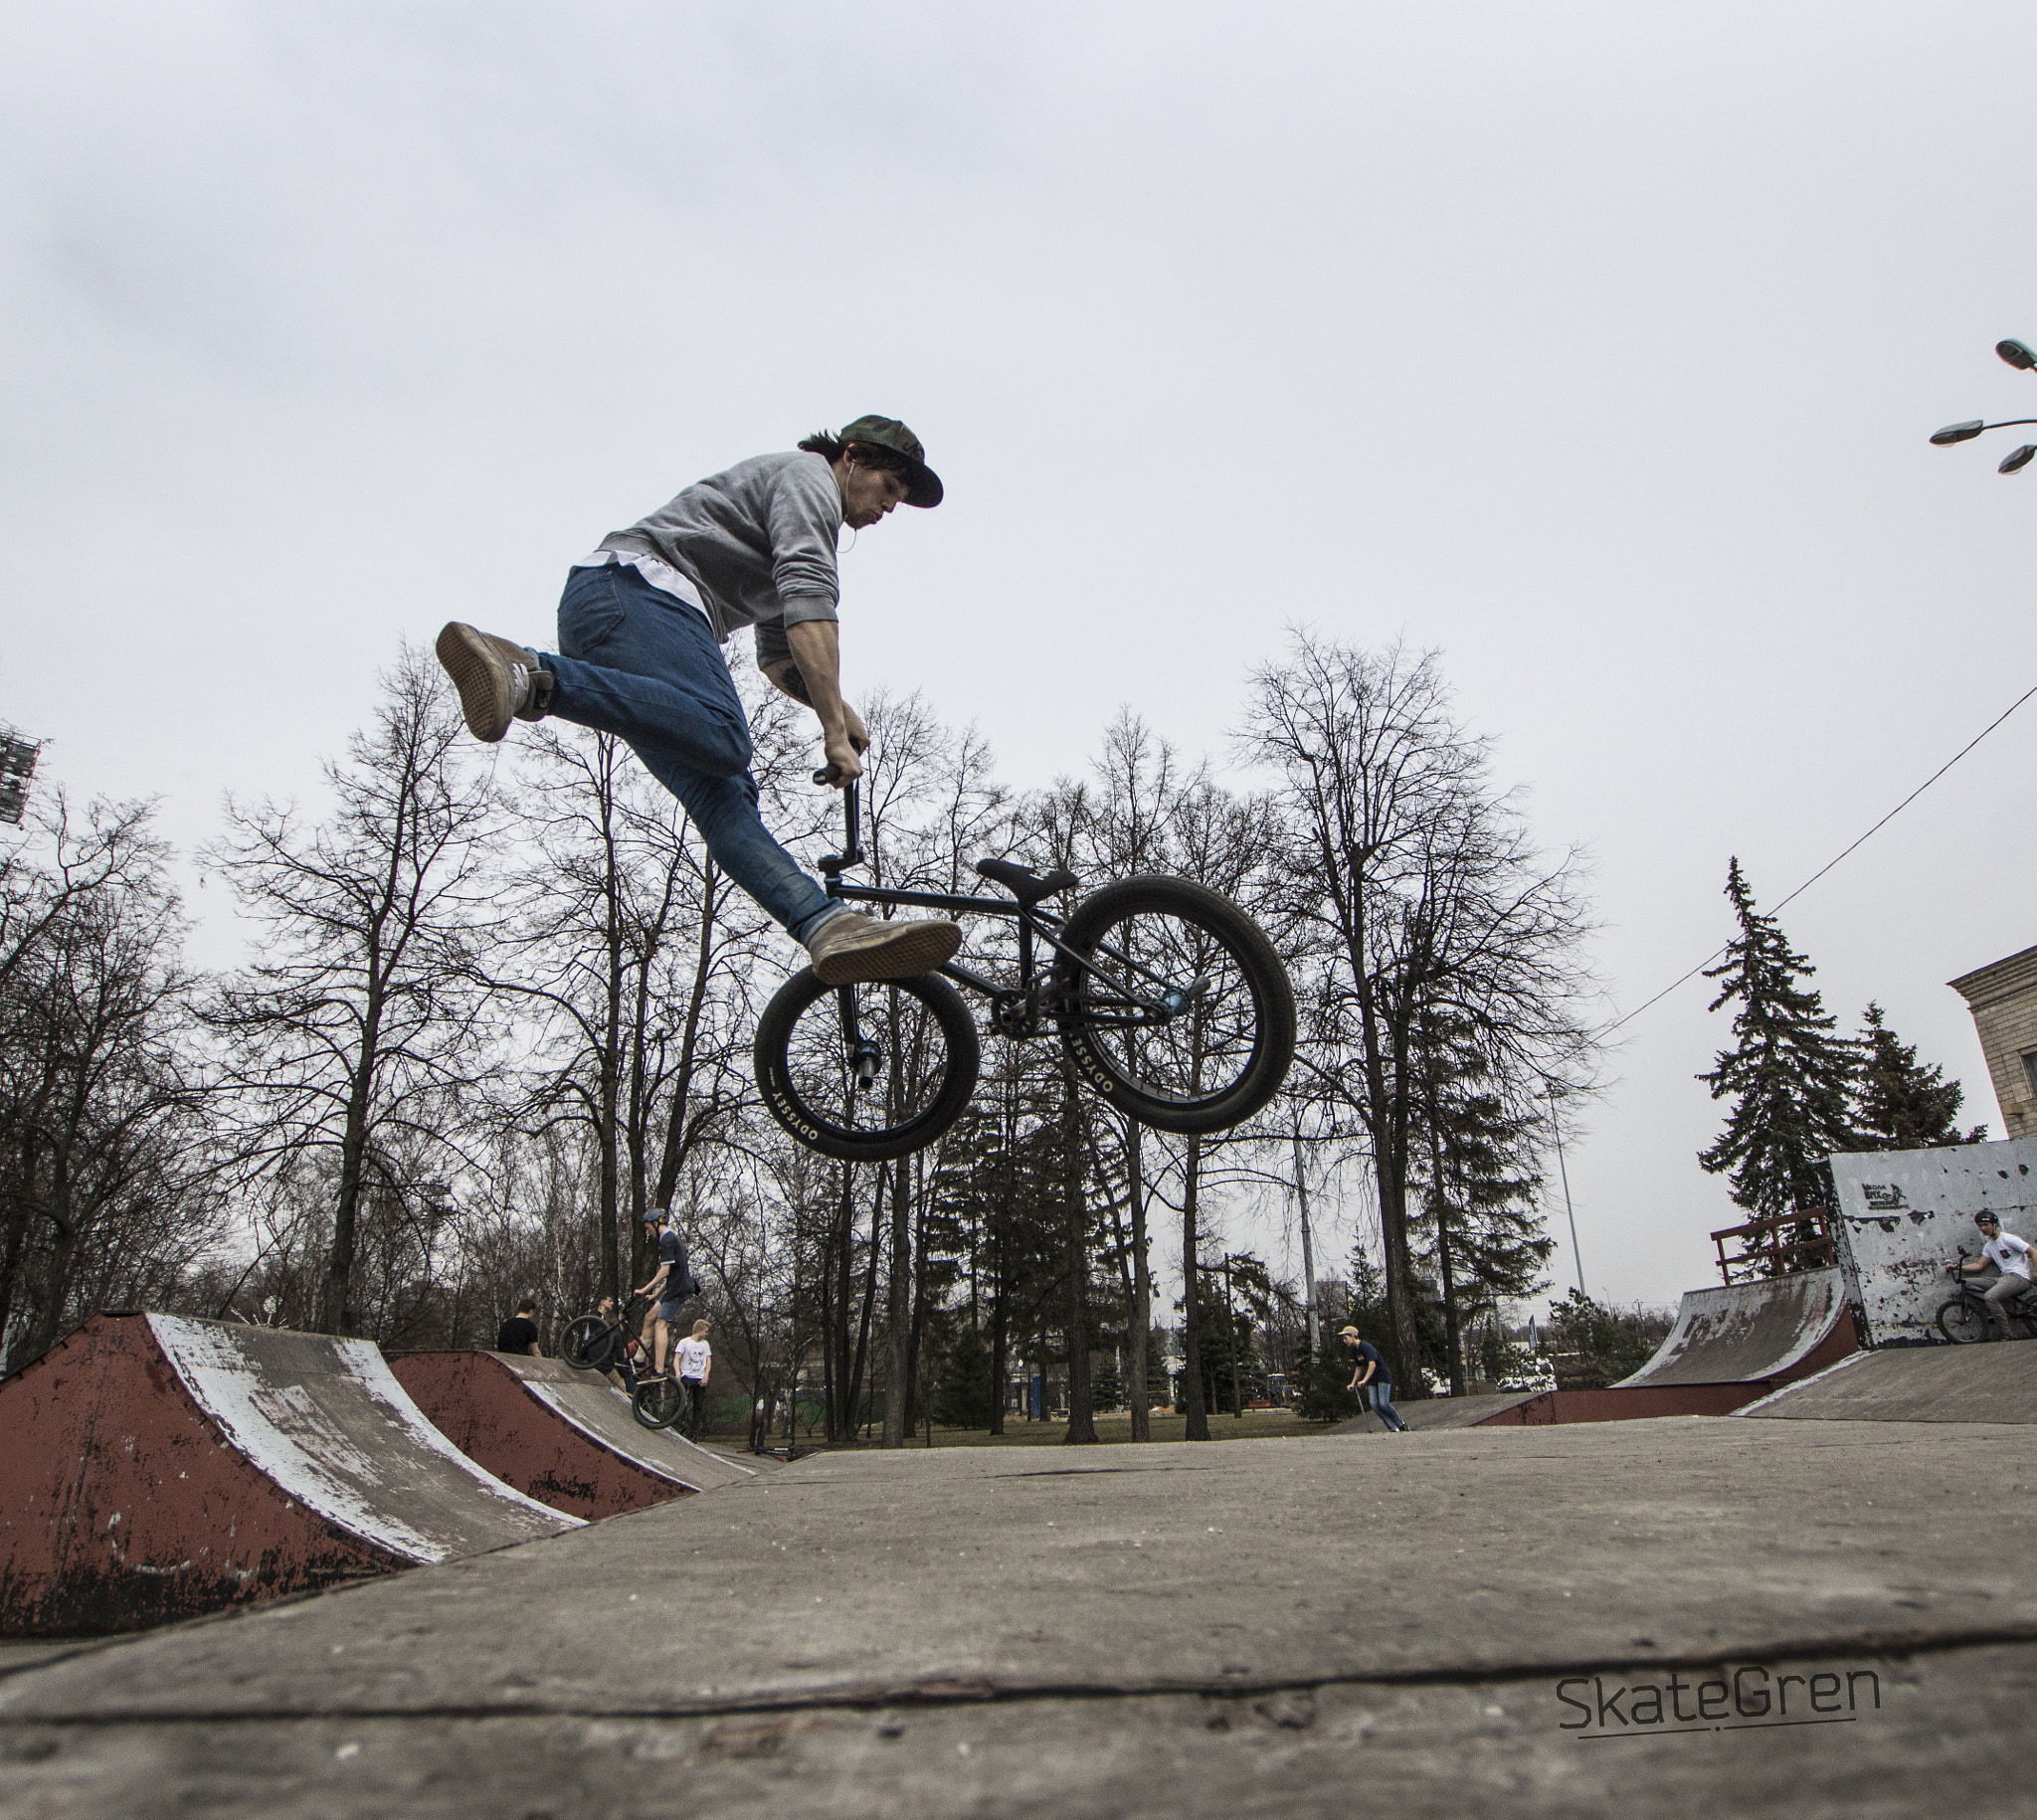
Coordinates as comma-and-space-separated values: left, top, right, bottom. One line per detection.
839, 414, 943, 508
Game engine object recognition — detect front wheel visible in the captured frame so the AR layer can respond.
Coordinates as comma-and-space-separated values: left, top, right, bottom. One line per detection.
1936, 1296, 1990, 1344
633, 1375, 683, 1430
559, 1315, 610, 1372
1053, 875, 1295, 1135
754, 966, 981, 1162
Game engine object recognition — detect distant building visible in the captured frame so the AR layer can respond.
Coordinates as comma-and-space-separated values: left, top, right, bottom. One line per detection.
1948, 943, 2037, 1139
0, 727, 40, 826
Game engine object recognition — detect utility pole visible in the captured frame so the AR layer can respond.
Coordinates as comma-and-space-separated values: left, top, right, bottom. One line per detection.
1218, 1256, 1243, 1418
1292, 1129, 1319, 1358
1548, 1083, 1585, 1298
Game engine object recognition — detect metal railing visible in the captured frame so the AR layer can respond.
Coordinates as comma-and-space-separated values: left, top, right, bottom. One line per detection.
1711, 1206, 1836, 1285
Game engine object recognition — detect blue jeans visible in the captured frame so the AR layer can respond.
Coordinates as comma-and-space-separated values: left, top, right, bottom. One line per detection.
1366, 1377, 1406, 1431
542, 564, 845, 944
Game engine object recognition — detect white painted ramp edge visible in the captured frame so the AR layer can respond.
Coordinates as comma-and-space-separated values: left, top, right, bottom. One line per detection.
149, 1316, 582, 1562
518, 1380, 759, 1485
1732, 1349, 1873, 1416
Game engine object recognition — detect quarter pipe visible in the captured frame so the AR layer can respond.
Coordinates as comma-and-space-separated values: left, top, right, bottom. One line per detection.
0, 1313, 580, 1637
1330, 1269, 1861, 1434
1613, 1265, 1858, 1389
389, 1351, 757, 1519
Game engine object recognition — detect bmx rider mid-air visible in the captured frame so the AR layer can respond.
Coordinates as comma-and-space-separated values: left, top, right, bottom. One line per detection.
1949, 1210, 2036, 1336
434, 417, 961, 987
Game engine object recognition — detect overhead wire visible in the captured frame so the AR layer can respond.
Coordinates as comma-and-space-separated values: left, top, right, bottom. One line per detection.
1598, 679, 2037, 1040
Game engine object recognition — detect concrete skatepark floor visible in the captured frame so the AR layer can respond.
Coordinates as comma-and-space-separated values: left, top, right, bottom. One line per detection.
3, 1409, 2034, 1818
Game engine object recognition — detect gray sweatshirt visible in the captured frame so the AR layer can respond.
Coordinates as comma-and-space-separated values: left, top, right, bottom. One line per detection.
601, 451, 843, 669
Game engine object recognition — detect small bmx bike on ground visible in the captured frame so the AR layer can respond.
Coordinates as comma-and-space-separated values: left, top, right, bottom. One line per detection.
1936, 1249, 2037, 1343
754, 774, 1297, 1162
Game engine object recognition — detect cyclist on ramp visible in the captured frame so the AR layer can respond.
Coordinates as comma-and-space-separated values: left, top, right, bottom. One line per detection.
1948, 1210, 2037, 1336
435, 418, 960, 987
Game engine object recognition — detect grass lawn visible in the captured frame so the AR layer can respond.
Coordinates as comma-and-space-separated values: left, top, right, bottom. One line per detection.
772, 1409, 1341, 1452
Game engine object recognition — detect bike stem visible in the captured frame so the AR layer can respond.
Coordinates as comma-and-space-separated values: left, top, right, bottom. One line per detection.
813, 767, 864, 879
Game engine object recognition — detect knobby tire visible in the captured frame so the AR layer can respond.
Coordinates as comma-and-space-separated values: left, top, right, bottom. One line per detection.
1053, 874, 1295, 1135
633, 1375, 684, 1430
754, 965, 980, 1162
560, 1315, 611, 1372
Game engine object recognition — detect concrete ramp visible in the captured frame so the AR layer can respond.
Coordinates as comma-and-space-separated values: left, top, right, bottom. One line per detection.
1329, 1390, 1539, 1434
389, 1352, 757, 1518
1614, 1266, 1856, 1388
0, 1313, 580, 1637
1738, 1342, 2037, 1424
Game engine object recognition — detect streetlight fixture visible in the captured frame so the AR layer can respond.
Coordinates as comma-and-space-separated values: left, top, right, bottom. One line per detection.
1929, 336, 2037, 472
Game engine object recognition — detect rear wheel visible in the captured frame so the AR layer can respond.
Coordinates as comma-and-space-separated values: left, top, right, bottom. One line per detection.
754, 966, 980, 1162
1053, 875, 1295, 1135
633, 1375, 683, 1430
1936, 1296, 1990, 1344
559, 1315, 610, 1372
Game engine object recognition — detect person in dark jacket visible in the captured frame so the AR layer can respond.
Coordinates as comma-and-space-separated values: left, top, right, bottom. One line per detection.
1339, 1324, 1407, 1432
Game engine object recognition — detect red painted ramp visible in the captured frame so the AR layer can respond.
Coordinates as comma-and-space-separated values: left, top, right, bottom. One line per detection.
0, 1314, 580, 1638
1475, 1382, 1772, 1425
389, 1352, 757, 1520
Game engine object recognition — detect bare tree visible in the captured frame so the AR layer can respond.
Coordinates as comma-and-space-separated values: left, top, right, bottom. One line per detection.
1242, 635, 1597, 1384
849, 691, 1009, 1448
0, 793, 221, 1365
203, 646, 500, 1336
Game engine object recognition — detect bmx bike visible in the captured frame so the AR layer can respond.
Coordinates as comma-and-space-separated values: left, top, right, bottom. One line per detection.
1936, 1248, 2037, 1343
753, 772, 1297, 1162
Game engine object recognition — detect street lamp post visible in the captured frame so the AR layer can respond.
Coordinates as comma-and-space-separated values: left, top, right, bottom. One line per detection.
1930, 339, 2037, 472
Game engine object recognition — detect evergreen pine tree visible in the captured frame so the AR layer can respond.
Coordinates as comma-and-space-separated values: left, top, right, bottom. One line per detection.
1342, 1243, 1420, 1392
1697, 859, 1859, 1217
1854, 1001, 1986, 1149
1089, 1357, 1124, 1412
931, 1322, 997, 1429
1292, 1334, 1358, 1423
1188, 1271, 1265, 1414
1409, 1012, 1556, 1389
1143, 1328, 1174, 1410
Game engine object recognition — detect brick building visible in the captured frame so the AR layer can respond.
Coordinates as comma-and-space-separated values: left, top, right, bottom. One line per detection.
1948, 943, 2037, 1139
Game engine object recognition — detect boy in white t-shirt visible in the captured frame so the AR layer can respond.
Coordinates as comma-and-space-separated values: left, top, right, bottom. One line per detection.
1950, 1211, 2036, 1335
673, 1321, 713, 1436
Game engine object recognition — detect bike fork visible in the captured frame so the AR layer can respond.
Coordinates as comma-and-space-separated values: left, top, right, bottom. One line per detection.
838, 987, 881, 1093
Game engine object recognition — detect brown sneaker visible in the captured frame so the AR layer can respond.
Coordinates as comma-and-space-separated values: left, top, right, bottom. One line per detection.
436, 623, 543, 742
808, 912, 961, 985
476, 633, 554, 722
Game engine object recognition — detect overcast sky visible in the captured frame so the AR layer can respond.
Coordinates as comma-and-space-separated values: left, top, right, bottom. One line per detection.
8, 2, 2037, 1317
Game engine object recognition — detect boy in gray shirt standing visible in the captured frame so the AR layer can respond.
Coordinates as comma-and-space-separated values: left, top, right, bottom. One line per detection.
436, 417, 959, 986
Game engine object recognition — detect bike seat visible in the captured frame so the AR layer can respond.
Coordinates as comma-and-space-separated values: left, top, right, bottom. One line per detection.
974, 856, 1078, 905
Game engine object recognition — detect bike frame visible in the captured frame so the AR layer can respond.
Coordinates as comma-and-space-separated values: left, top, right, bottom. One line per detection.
813, 775, 1198, 1049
